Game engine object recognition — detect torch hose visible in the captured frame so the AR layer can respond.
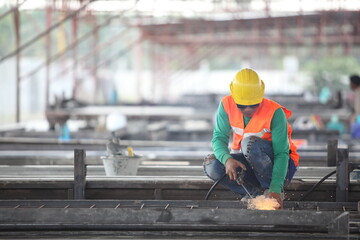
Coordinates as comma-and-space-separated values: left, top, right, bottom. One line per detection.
204, 173, 227, 200
297, 170, 336, 201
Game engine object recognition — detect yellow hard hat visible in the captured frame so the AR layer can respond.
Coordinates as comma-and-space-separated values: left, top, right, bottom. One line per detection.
230, 68, 265, 105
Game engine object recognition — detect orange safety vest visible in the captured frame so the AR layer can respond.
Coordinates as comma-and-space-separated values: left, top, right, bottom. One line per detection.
222, 95, 300, 166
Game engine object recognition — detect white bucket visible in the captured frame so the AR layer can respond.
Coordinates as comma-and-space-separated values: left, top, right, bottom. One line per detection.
102, 155, 142, 176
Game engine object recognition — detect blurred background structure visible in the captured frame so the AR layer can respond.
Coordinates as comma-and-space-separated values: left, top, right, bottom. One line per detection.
0, 0, 360, 132
1, 2, 360, 238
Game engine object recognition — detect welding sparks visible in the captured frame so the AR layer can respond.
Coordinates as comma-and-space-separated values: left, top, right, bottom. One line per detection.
246, 195, 280, 210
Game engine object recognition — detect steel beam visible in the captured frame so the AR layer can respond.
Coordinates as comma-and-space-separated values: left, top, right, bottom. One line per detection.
92, 15, 99, 103
0, 165, 339, 178
0, 176, 359, 202
0, 0, 27, 20
1, 149, 358, 167
72, 13, 78, 100
140, 12, 360, 46
0, 200, 357, 211
45, 5, 52, 109
74, 149, 86, 199
0, 230, 354, 239
13, 3, 20, 123
337, 148, 350, 202
327, 139, 338, 167
0, 201, 349, 235
22, 14, 116, 81
0, 0, 95, 63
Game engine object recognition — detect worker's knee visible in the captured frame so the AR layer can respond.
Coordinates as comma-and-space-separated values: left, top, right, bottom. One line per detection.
203, 154, 225, 181
241, 136, 273, 164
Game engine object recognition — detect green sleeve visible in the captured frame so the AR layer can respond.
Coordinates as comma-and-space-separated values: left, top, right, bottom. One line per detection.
211, 102, 233, 165
269, 108, 290, 194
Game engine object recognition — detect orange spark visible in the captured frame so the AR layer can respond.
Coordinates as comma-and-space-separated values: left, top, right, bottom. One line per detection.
247, 195, 280, 210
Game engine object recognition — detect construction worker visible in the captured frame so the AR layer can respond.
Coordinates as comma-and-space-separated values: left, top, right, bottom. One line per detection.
203, 68, 299, 209
349, 74, 360, 124
348, 74, 360, 139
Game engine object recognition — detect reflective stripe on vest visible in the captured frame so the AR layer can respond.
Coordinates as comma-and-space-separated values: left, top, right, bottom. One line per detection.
221, 95, 299, 166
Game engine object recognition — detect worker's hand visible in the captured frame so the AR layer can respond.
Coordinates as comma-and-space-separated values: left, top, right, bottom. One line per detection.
268, 192, 283, 210
225, 158, 246, 181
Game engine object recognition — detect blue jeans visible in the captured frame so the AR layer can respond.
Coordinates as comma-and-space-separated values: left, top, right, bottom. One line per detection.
203, 136, 297, 197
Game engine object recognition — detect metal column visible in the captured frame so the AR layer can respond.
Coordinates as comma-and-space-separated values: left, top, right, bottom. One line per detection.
74, 149, 86, 199
327, 139, 338, 167
13, 2, 20, 123
45, 4, 52, 109
336, 148, 349, 202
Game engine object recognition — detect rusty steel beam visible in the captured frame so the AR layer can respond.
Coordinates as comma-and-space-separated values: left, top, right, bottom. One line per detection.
92, 15, 99, 103
20, 9, 135, 82
140, 12, 360, 35
0, 0, 95, 63
45, 4, 52, 109
140, 11, 360, 47
72, 13, 79, 100
20, 14, 117, 80
144, 35, 360, 45
0, 0, 27, 20
13, 2, 20, 123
